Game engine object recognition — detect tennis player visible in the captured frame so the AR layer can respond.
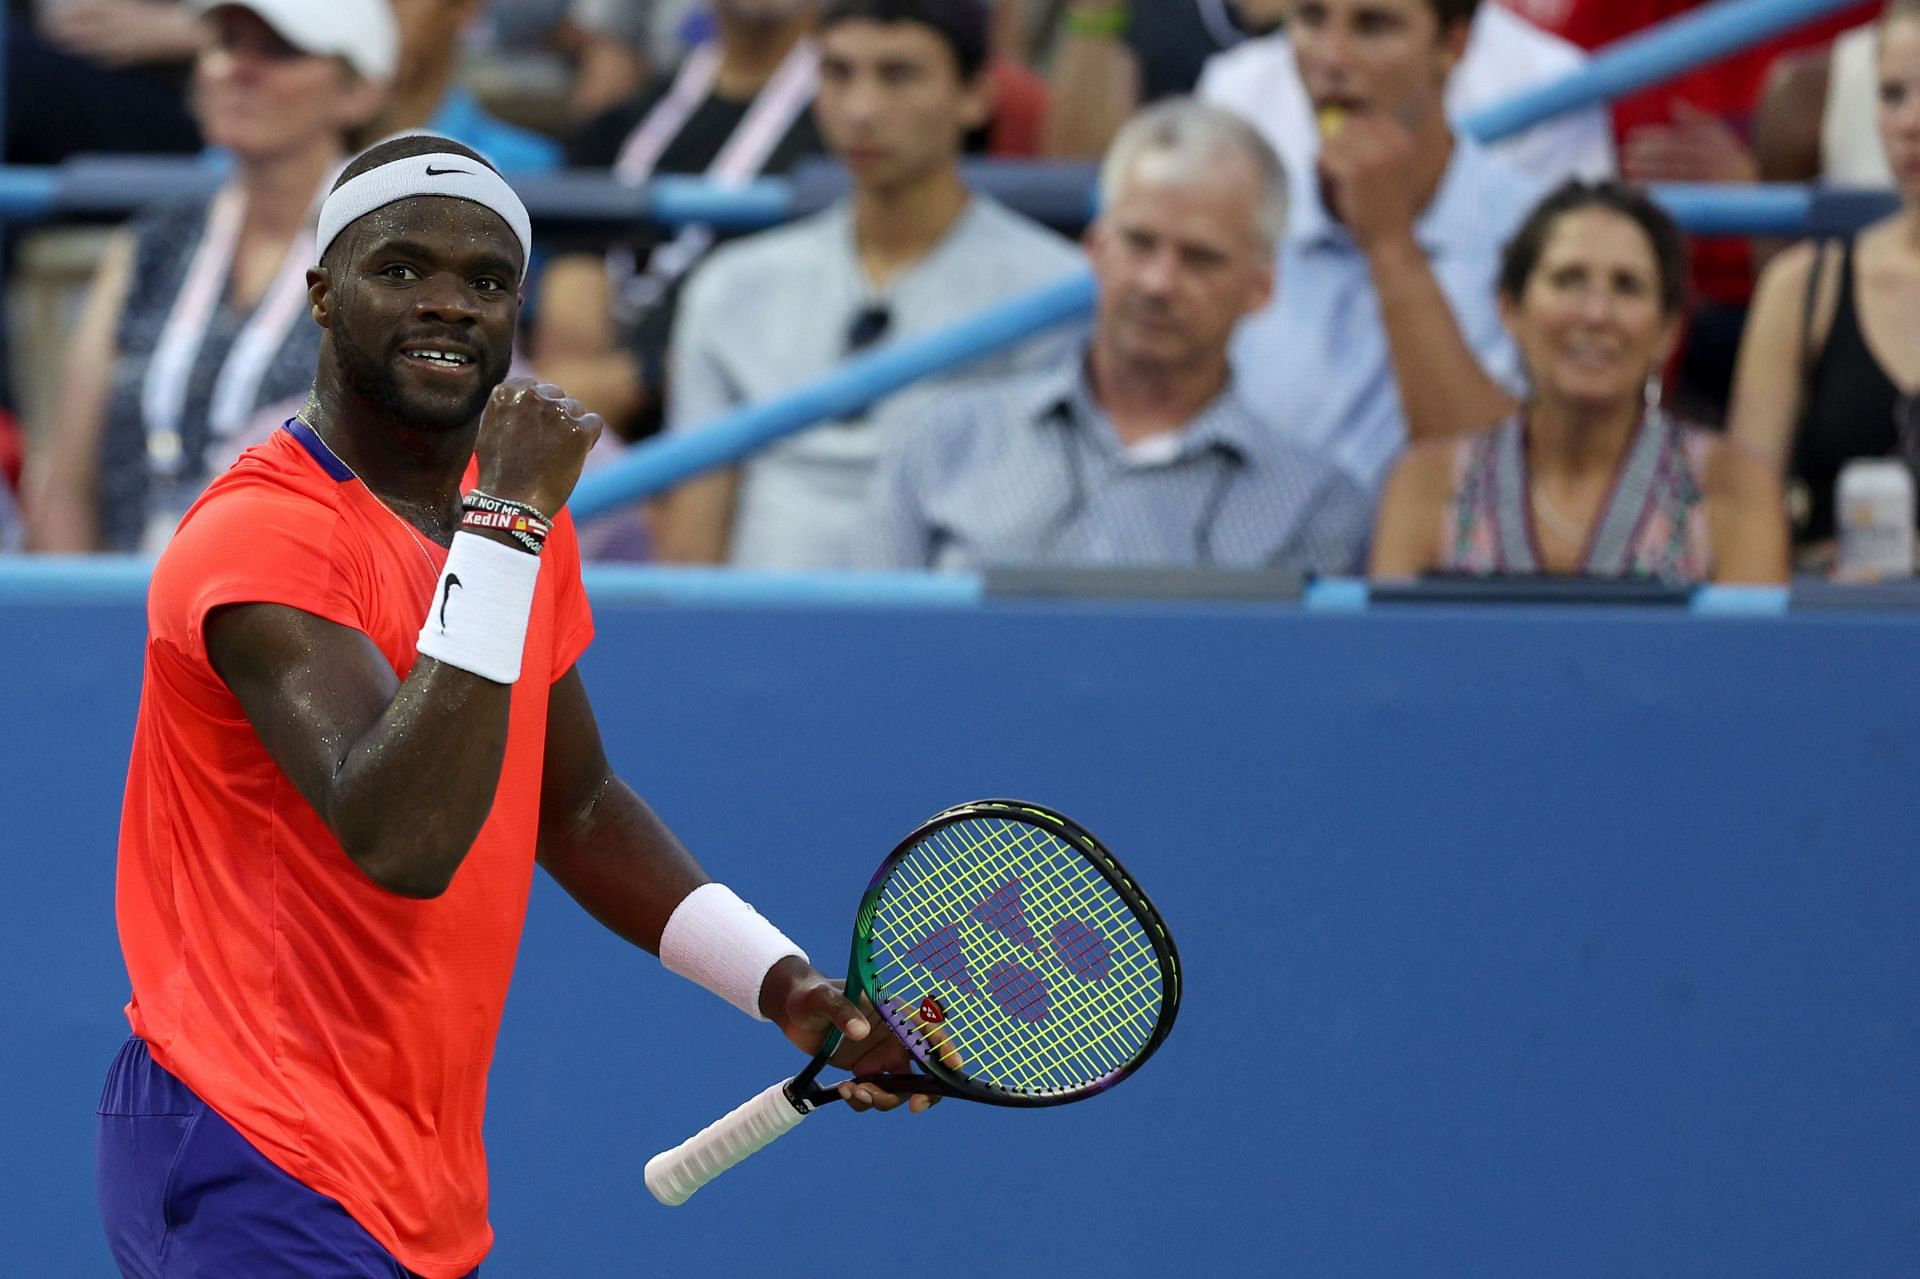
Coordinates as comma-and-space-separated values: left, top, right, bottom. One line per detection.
97, 134, 927, 1279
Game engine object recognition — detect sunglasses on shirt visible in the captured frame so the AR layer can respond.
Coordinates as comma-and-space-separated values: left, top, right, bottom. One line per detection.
835, 304, 893, 424
845, 304, 892, 354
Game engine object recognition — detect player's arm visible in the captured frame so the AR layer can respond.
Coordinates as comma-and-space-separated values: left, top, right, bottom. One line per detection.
533, 667, 928, 1110
207, 379, 601, 899
207, 603, 519, 899
1320, 119, 1517, 444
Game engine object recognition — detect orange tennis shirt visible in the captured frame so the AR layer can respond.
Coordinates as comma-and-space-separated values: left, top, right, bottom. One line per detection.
116, 420, 594, 1279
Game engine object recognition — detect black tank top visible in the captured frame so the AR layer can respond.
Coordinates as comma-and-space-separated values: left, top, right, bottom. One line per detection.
1791, 237, 1907, 543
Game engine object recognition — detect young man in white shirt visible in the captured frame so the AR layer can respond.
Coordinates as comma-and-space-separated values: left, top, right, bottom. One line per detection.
1198, 0, 1614, 191
1226, 0, 1547, 492
656, 0, 1084, 569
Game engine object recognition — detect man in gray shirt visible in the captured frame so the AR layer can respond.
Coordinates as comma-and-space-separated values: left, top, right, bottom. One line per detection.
854, 98, 1372, 573
657, 0, 1086, 569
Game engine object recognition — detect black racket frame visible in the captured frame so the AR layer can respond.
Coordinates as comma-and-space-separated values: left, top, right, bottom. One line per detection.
781, 799, 1182, 1114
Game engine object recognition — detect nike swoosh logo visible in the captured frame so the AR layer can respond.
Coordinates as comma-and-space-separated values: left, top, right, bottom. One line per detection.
424, 165, 472, 176
439, 573, 462, 629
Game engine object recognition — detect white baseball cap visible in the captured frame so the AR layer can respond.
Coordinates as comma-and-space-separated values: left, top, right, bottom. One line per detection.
191, 0, 399, 85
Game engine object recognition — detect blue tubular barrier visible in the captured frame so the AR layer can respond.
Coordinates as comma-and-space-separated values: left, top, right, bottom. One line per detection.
0, 159, 1093, 233
1656, 182, 1806, 235
0, 555, 154, 604
0, 161, 1895, 244
568, 273, 1099, 517
20, 159, 799, 232
0, 162, 1896, 240
0, 166, 58, 220
1463, 0, 1869, 143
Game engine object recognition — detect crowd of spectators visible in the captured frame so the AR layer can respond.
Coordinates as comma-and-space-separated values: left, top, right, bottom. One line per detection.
2, 0, 1914, 586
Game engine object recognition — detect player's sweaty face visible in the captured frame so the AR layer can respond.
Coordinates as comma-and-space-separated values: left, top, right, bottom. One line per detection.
330, 198, 521, 431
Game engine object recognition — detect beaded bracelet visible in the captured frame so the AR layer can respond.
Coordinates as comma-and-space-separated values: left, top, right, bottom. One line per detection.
461, 491, 552, 556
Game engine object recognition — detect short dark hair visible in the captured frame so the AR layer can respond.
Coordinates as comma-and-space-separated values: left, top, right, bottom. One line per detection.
818, 0, 991, 80
1499, 179, 1691, 316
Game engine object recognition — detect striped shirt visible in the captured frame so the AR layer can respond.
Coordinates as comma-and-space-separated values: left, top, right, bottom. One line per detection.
852, 351, 1373, 573
1442, 410, 1715, 580
1230, 134, 1545, 495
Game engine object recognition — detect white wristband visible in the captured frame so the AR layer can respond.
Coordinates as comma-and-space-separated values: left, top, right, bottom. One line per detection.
659, 883, 809, 1021
415, 531, 541, 684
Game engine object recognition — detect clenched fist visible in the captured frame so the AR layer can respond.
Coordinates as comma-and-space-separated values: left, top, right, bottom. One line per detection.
473, 377, 604, 519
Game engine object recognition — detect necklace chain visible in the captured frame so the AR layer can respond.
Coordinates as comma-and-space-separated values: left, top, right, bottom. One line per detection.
383, 500, 444, 577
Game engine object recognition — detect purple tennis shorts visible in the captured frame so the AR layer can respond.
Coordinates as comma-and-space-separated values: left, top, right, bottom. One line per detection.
96, 1036, 478, 1278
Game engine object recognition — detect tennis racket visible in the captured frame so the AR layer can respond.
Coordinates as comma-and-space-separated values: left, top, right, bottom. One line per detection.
644, 799, 1181, 1206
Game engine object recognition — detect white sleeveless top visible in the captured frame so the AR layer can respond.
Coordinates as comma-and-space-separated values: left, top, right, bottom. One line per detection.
1824, 25, 1894, 188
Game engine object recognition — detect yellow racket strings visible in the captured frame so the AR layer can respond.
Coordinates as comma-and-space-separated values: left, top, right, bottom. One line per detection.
872, 829, 1145, 1092
905, 819, 1164, 1089
867, 817, 1165, 1095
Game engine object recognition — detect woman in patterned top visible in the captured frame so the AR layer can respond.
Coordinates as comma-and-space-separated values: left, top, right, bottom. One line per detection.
1370, 179, 1789, 584
25, 0, 390, 553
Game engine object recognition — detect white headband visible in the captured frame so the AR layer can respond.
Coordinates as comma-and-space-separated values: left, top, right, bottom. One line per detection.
316, 152, 534, 282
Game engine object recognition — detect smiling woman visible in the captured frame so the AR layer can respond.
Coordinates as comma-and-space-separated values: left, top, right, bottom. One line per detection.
23, 0, 394, 555
1370, 179, 1791, 585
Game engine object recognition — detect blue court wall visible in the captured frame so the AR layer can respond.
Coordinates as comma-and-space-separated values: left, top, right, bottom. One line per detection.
2, 596, 1916, 1278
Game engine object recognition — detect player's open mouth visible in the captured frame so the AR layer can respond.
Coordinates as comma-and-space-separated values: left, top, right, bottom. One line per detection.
401, 347, 477, 373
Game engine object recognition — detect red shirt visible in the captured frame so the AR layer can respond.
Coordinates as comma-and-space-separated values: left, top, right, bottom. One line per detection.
1498, 0, 1875, 125
1496, 0, 1878, 302
116, 422, 593, 1278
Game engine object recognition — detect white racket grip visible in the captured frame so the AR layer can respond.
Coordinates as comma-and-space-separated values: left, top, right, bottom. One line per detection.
645, 1078, 811, 1206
